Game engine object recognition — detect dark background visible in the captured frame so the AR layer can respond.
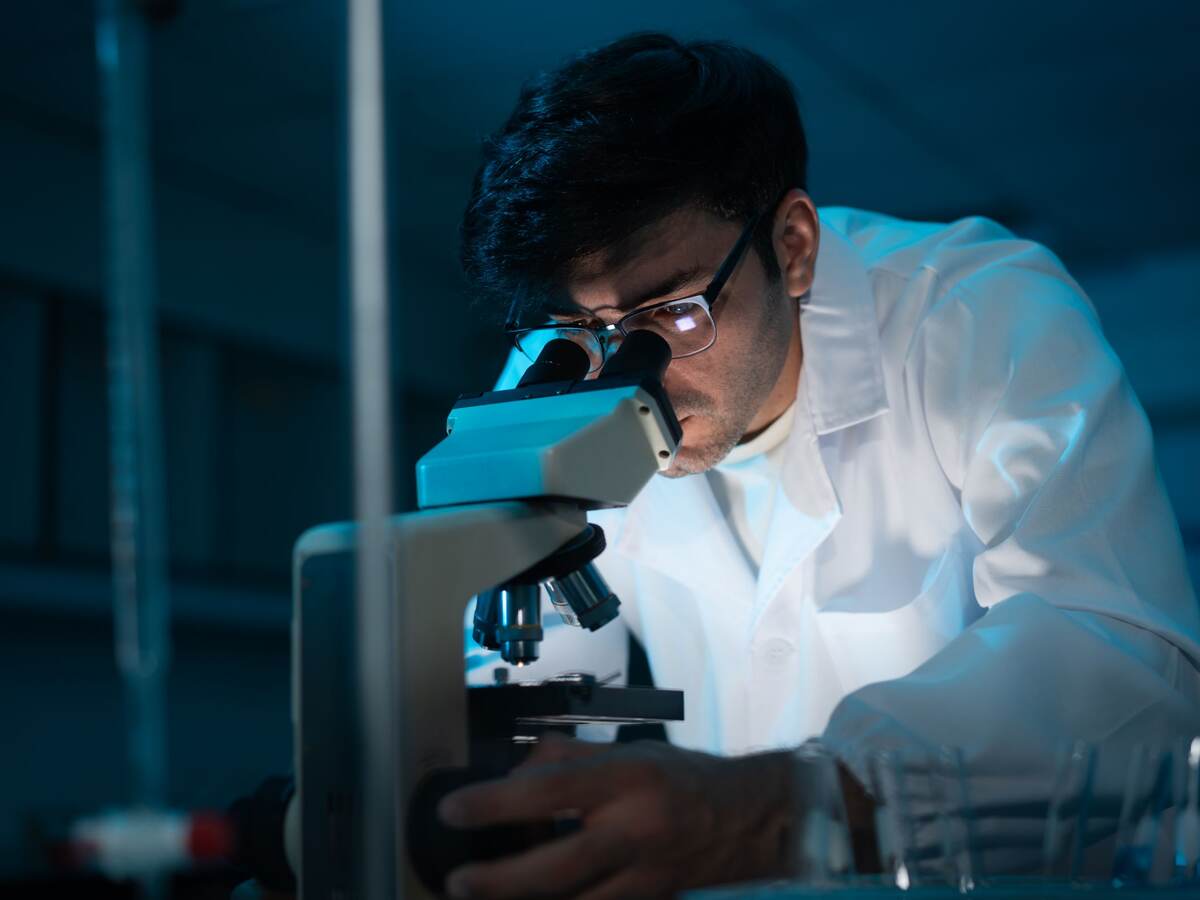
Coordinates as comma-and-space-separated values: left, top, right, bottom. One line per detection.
0, 0, 1197, 885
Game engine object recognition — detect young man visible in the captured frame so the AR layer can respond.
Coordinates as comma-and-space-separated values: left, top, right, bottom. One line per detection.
440, 33, 1200, 898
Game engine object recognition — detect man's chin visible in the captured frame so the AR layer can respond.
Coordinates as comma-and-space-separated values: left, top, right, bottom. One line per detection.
660, 438, 734, 478
660, 461, 698, 479
655, 413, 743, 476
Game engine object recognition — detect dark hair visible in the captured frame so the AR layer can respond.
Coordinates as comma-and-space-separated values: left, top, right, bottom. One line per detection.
460, 32, 808, 323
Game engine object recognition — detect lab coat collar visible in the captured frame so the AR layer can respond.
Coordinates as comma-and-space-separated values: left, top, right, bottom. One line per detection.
801, 217, 890, 435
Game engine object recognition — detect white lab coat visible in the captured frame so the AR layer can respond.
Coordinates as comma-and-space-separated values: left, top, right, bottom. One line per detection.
471, 208, 1200, 872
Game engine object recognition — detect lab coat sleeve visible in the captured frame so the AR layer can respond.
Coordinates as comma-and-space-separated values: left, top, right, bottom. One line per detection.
820, 242, 1200, 873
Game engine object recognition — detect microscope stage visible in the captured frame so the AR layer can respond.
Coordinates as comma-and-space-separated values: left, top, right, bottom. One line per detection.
468, 682, 683, 729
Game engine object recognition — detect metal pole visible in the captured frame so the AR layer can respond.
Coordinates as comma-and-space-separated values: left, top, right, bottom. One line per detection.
96, 0, 171, 817
347, 0, 399, 897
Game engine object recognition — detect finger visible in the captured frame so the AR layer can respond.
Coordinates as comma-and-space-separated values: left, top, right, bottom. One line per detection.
439, 759, 613, 828
517, 733, 611, 770
574, 870, 659, 900
444, 823, 629, 900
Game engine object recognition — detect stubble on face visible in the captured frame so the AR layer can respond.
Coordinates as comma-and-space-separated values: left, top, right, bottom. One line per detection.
661, 276, 794, 477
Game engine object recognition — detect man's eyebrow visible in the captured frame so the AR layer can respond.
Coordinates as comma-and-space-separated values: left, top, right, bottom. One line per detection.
544, 265, 709, 320
614, 265, 709, 311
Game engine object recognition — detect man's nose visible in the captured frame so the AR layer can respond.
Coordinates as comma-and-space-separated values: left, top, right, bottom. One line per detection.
602, 329, 625, 357
659, 362, 688, 409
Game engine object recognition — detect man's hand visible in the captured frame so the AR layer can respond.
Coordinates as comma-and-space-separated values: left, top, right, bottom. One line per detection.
437, 734, 795, 899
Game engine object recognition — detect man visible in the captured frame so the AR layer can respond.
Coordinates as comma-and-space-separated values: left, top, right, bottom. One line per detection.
440, 33, 1200, 898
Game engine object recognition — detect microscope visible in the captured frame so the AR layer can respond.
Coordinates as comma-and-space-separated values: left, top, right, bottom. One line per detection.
285, 331, 685, 898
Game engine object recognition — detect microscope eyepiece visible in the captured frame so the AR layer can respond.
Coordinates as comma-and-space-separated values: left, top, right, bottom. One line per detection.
597, 329, 671, 382
517, 338, 591, 388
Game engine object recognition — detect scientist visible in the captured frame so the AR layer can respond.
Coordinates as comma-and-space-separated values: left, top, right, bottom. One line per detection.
438, 32, 1200, 898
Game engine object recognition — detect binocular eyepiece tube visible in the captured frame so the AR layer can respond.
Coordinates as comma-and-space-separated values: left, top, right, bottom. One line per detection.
516, 328, 673, 390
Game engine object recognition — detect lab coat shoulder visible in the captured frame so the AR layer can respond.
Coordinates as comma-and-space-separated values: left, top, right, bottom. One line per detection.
899, 228, 1112, 496
823, 206, 1045, 290
844, 209, 1200, 659
826, 209, 1095, 414
828, 208, 1116, 494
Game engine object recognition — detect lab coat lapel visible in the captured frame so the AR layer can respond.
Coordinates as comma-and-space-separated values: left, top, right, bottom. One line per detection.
751, 378, 842, 628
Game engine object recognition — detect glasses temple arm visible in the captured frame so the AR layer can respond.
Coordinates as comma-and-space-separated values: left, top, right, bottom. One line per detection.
503, 291, 522, 332
704, 210, 764, 303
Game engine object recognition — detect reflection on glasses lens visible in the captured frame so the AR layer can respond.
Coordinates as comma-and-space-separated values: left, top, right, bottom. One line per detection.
623, 299, 715, 357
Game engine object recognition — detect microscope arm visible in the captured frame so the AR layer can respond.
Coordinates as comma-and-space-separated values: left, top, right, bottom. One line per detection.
291, 500, 588, 898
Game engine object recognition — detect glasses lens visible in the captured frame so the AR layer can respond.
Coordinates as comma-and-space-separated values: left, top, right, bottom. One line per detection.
622, 298, 715, 358
515, 327, 604, 373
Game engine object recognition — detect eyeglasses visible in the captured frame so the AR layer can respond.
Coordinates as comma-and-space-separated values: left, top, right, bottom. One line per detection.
505, 210, 764, 374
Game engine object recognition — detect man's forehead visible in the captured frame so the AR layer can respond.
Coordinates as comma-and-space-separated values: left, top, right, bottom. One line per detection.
563, 207, 736, 313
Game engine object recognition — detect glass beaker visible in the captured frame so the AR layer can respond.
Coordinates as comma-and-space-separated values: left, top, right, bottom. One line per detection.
1041, 740, 1097, 882
789, 741, 855, 886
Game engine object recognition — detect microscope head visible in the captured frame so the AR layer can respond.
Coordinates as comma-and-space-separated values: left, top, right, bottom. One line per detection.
416, 330, 681, 511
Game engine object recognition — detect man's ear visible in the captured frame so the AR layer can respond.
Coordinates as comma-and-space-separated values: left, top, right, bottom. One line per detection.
771, 189, 820, 300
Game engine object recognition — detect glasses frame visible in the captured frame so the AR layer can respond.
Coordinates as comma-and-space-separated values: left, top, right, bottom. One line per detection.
504, 209, 764, 372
